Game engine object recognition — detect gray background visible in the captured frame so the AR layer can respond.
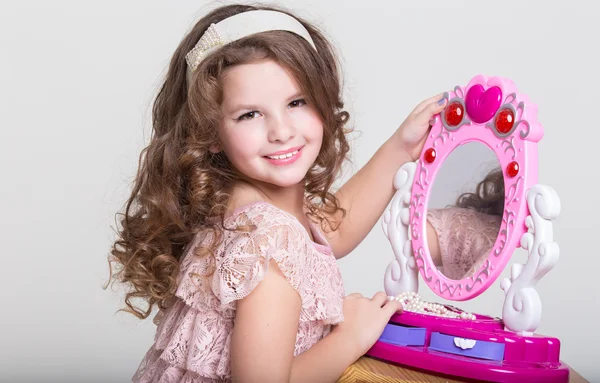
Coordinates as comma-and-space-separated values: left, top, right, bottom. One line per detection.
1, 0, 598, 381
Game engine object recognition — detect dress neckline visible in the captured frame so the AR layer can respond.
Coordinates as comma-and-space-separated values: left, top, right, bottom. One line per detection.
225, 201, 333, 255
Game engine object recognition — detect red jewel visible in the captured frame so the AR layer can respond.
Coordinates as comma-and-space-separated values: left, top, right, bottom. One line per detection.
424, 148, 436, 163
507, 161, 519, 177
445, 102, 464, 126
495, 108, 515, 133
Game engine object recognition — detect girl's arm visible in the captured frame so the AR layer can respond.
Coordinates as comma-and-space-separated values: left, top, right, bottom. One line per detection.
289, 291, 401, 383
288, 331, 362, 383
325, 94, 447, 258
231, 259, 301, 382
231, 260, 360, 383
231, 260, 400, 383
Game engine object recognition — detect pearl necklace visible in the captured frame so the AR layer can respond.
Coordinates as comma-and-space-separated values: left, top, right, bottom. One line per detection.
388, 292, 476, 320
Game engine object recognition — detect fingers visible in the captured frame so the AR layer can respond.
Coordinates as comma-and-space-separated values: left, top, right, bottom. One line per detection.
371, 291, 388, 307
411, 93, 446, 116
382, 299, 404, 317
414, 98, 448, 127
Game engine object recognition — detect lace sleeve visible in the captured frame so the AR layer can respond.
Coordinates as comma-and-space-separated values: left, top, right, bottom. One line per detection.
175, 203, 344, 326
427, 207, 502, 280
213, 218, 308, 306
174, 205, 311, 314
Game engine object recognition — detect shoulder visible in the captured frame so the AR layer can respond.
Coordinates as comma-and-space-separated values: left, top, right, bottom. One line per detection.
427, 206, 478, 221
427, 207, 501, 234
215, 202, 316, 306
181, 201, 307, 267
224, 202, 308, 250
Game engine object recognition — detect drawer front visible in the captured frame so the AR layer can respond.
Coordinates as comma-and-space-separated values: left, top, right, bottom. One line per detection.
429, 332, 505, 361
379, 323, 426, 346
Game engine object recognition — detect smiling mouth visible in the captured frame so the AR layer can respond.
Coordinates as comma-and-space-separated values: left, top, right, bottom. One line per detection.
265, 148, 300, 160
263, 146, 304, 160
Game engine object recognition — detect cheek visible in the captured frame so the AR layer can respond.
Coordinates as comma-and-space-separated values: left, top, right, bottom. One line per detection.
221, 126, 264, 160
300, 110, 324, 141
309, 125, 324, 151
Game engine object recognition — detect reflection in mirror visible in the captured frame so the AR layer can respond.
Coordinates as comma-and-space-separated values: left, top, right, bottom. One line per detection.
425, 142, 504, 280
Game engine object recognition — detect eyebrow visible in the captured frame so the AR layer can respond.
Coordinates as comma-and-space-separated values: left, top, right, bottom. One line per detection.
226, 92, 305, 115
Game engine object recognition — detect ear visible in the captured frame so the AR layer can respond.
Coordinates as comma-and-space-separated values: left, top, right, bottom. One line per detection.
209, 143, 221, 153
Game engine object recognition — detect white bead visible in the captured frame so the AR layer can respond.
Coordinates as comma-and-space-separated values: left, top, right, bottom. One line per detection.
390, 292, 479, 320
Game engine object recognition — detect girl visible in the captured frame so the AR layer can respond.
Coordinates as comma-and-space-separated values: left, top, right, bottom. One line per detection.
109, 3, 447, 382
427, 168, 505, 280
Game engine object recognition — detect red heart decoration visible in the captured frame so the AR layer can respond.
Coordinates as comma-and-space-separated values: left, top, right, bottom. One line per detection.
465, 85, 502, 124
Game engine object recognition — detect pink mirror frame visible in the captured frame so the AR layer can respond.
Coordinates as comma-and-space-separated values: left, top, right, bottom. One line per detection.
410, 75, 543, 301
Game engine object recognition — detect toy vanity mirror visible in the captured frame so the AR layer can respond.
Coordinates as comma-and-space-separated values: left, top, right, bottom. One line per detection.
366, 75, 570, 382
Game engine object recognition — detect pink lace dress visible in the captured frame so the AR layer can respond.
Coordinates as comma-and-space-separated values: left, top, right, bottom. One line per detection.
427, 207, 502, 280
132, 202, 345, 383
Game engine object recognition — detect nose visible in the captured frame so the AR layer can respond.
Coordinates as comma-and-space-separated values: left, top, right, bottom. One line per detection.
267, 114, 296, 143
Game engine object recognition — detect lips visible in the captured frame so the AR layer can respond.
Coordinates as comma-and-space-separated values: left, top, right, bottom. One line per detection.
264, 146, 303, 160
263, 145, 304, 165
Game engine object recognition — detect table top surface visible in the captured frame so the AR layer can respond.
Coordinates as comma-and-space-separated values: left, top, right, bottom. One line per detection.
337, 356, 589, 383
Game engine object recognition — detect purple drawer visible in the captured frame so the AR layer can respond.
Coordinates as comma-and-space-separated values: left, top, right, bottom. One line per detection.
429, 332, 505, 361
379, 323, 426, 346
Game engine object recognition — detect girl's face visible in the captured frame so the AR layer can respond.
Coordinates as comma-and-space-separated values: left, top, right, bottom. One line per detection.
217, 59, 323, 189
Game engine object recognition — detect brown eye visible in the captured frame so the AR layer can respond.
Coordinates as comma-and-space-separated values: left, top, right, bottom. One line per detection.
237, 111, 259, 121
289, 99, 306, 108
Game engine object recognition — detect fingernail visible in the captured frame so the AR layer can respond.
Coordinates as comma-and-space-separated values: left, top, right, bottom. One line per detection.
438, 97, 446, 105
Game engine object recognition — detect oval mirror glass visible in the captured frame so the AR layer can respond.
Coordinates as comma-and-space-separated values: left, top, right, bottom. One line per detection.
425, 142, 504, 281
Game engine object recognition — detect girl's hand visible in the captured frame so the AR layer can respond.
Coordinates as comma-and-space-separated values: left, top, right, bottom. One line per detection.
395, 93, 447, 161
332, 292, 403, 356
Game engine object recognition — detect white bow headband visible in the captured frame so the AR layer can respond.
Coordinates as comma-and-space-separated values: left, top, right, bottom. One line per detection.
185, 10, 317, 80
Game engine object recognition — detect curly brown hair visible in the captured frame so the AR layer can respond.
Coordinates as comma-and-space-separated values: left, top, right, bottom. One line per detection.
107, 4, 352, 319
455, 167, 505, 216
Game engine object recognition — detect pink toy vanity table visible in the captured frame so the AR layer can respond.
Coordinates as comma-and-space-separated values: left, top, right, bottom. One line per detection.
366, 75, 570, 382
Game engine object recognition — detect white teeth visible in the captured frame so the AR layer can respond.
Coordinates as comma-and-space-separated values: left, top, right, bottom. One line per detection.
267, 150, 298, 160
